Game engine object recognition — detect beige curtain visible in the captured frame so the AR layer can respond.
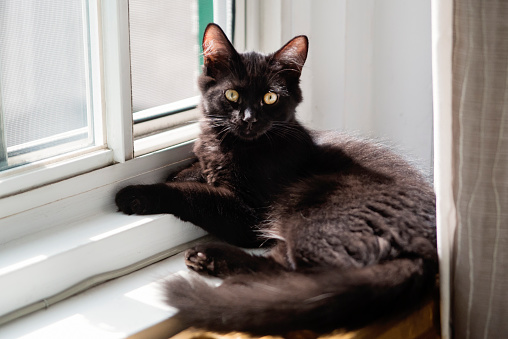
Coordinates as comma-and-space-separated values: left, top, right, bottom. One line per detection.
433, 0, 508, 338
451, 0, 508, 338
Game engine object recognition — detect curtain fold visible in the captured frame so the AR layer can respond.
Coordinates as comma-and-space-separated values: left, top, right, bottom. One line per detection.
451, 0, 508, 338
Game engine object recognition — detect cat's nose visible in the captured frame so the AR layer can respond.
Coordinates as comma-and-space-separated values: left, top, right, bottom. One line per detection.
242, 108, 257, 123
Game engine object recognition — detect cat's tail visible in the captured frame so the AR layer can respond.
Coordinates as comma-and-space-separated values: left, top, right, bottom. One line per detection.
164, 256, 437, 336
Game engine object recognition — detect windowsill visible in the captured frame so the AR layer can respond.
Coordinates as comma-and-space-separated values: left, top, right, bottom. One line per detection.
0, 211, 207, 317
0, 248, 194, 339
0, 139, 206, 329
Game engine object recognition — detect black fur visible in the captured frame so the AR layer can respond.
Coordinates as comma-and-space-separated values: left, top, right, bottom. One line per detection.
115, 24, 437, 336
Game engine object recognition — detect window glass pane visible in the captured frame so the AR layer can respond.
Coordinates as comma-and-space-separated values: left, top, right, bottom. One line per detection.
129, 0, 210, 114
0, 0, 95, 170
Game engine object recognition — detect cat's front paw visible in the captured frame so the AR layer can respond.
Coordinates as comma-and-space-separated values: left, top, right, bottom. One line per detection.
115, 185, 150, 215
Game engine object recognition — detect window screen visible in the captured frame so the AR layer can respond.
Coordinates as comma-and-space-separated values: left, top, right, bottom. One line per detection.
129, 0, 209, 114
0, 1, 95, 170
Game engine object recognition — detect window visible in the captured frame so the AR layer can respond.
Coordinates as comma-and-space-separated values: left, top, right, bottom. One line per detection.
128, 0, 236, 157
0, 0, 235, 326
129, 0, 203, 114
129, 0, 214, 155
0, 0, 103, 171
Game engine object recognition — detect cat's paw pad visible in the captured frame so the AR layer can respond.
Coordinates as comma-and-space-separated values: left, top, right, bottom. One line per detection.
184, 247, 216, 275
115, 185, 149, 215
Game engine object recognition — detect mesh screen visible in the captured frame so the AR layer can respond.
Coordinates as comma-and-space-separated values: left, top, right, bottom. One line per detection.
129, 0, 201, 113
0, 1, 90, 148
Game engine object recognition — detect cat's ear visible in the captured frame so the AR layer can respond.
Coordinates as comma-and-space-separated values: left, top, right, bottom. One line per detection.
272, 35, 309, 77
202, 23, 238, 77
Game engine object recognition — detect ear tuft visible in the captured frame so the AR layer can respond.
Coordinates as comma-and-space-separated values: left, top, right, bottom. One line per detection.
202, 23, 236, 65
273, 36, 309, 75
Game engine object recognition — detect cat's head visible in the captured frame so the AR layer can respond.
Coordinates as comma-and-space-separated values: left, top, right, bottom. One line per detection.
199, 24, 308, 141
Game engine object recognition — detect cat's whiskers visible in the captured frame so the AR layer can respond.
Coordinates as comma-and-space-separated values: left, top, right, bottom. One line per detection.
217, 127, 230, 138
269, 123, 309, 143
203, 116, 231, 132
274, 123, 308, 139
210, 122, 228, 128
263, 130, 275, 148
203, 115, 228, 123
217, 126, 232, 144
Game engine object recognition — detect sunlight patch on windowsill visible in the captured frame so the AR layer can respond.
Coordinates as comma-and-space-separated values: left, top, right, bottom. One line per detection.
90, 217, 155, 241
0, 252, 191, 339
17, 314, 126, 339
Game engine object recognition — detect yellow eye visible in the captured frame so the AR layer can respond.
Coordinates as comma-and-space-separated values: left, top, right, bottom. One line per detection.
263, 92, 278, 105
225, 89, 239, 102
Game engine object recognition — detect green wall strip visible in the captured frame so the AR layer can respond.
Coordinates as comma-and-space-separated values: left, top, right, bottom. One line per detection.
198, 0, 214, 67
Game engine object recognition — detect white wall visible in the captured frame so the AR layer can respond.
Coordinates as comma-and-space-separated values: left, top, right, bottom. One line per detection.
370, 1, 433, 176
246, 0, 433, 175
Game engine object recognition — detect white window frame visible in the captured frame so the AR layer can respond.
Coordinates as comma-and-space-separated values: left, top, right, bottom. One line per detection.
0, 0, 234, 325
0, 0, 111, 198
0, 1, 102, 172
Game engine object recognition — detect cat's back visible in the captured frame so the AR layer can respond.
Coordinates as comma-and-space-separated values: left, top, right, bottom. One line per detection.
306, 131, 435, 221
312, 130, 432, 190
271, 130, 436, 269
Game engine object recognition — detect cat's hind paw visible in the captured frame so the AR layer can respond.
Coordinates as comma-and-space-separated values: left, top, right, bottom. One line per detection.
185, 247, 217, 276
184, 244, 244, 278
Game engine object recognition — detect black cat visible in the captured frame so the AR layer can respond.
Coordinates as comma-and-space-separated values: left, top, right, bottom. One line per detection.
115, 23, 437, 336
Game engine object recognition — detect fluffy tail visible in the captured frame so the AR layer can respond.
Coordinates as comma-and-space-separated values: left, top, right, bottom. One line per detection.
165, 258, 437, 335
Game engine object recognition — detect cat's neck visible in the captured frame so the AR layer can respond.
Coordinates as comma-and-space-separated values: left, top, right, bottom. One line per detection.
204, 119, 313, 152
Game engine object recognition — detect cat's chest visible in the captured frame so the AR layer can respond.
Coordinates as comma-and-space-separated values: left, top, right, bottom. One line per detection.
195, 141, 233, 186
194, 139, 286, 196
